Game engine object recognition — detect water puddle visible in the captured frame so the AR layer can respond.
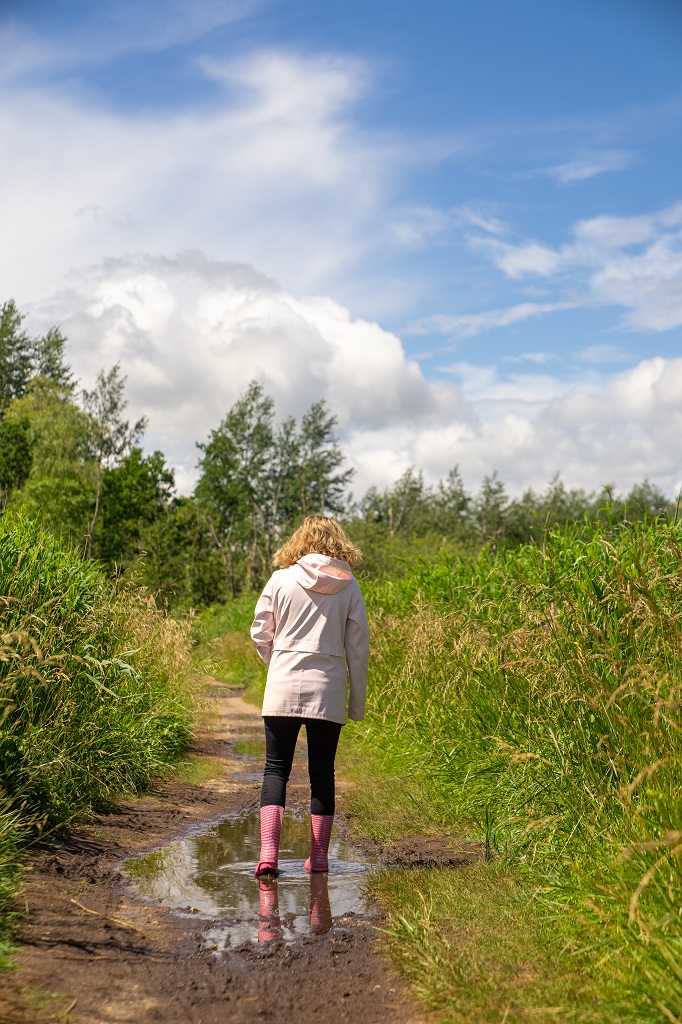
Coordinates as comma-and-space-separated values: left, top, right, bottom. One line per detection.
231, 739, 266, 758
124, 808, 376, 948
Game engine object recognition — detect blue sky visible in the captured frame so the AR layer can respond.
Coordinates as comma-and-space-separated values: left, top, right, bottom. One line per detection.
1, 0, 681, 495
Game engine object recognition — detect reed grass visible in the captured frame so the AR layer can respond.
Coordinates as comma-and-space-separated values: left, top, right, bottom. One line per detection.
351, 519, 682, 1021
0, 511, 196, 962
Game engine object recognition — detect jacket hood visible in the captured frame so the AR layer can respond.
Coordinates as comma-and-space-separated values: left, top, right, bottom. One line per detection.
290, 554, 354, 594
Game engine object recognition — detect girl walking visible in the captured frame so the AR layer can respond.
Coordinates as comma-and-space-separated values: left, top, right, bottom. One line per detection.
250, 515, 369, 877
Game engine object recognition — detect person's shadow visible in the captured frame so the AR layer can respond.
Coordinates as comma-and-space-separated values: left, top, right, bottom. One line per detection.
257, 872, 332, 943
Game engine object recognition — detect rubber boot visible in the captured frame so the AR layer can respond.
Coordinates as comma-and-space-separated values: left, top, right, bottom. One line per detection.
304, 813, 334, 873
255, 804, 283, 877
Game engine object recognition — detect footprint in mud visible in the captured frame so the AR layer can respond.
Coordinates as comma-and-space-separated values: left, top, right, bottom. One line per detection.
123, 808, 376, 948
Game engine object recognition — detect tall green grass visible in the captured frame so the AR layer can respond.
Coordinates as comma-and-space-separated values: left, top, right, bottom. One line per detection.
354, 519, 682, 1021
0, 511, 195, 963
193, 597, 266, 699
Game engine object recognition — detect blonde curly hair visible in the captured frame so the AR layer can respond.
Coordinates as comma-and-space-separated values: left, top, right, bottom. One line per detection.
273, 515, 362, 568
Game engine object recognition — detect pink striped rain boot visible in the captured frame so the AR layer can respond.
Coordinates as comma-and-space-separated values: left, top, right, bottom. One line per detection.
257, 879, 282, 943
309, 872, 332, 934
305, 814, 334, 873
255, 804, 283, 877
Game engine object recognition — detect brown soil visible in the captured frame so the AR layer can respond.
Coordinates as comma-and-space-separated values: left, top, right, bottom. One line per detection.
373, 835, 484, 868
0, 688, 426, 1024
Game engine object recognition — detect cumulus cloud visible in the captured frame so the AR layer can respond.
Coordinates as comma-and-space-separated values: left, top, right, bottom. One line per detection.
36, 252, 472, 494
28, 252, 682, 502
421, 358, 682, 496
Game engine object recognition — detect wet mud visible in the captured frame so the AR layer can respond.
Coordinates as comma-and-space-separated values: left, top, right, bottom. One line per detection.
0, 689, 426, 1024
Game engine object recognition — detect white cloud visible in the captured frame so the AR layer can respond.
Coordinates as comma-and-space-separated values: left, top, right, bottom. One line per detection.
475, 239, 563, 279
545, 148, 635, 184
0, 47, 409, 309
416, 358, 682, 496
35, 252, 472, 494
0, 1, 259, 81
470, 201, 682, 332
29, 253, 682, 502
574, 344, 625, 365
408, 301, 573, 339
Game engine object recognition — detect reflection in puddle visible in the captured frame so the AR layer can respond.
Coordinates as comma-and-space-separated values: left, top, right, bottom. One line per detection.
231, 739, 267, 758
124, 809, 375, 948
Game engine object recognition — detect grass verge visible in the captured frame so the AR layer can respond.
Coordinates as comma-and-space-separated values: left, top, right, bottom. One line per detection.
0, 511, 197, 964
345, 518, 682, 1023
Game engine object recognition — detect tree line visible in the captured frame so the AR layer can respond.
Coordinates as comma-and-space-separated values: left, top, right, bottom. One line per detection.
1, 298, 676, 605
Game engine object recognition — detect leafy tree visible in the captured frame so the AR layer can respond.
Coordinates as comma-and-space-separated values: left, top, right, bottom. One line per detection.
34, 327, 75, 392
475, 473, 509, 544
294, 401, 353, 516
196, 381, 276, 589
0, 417, 32, 508
138, 497, 228, 608
0, 301, 75, 413
4, 379, 96, 543
431, 466, 474, 538
196, 382, 353, 591
360, 468, 428, 537
95, 449, 175, 571
0, 300, 34, 412
622, 480, 671, 521
81, 364, 147, 558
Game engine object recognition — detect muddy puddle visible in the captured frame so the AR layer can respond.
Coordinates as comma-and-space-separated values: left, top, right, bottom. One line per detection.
231, 738, 267, 758
124, 808, 376, 948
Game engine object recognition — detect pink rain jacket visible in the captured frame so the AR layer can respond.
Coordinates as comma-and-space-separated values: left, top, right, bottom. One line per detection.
250, 554, 369, 724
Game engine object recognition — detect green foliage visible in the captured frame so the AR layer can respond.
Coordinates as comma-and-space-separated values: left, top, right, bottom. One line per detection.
32, 327, 75, 392
0, 800, 25, 968
0, 300, 74, 412
0, 512, 196, 960
5, 379, 96, 544
194, 597, 266, 695
0, 300, 34, 410
0, 416, 32, 507
137, 496, 228, 608
195, 380, 352, 594
95, 448, 174, 571
81, 363, 148, 558
352, 520, 682, 1020
367, 864, 597, 1024
0, 512, 194, 827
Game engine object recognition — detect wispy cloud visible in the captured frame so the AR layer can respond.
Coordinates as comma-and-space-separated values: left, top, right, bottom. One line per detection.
409, 302, 574, 339
544, 148, 636, 184
0, 48, 403, 302
0, 0, 261, 81
574, 345, 626, 365
472, 201, 682, 332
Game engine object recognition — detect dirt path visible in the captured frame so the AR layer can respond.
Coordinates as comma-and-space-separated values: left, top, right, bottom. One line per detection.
0, 686, 426, 1024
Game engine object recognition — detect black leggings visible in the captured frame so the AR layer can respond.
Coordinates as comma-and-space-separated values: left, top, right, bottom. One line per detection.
260, 716, 342, 815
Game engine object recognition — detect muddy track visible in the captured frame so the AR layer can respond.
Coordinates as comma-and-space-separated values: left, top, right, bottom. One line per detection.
0, 687, 426, 1024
